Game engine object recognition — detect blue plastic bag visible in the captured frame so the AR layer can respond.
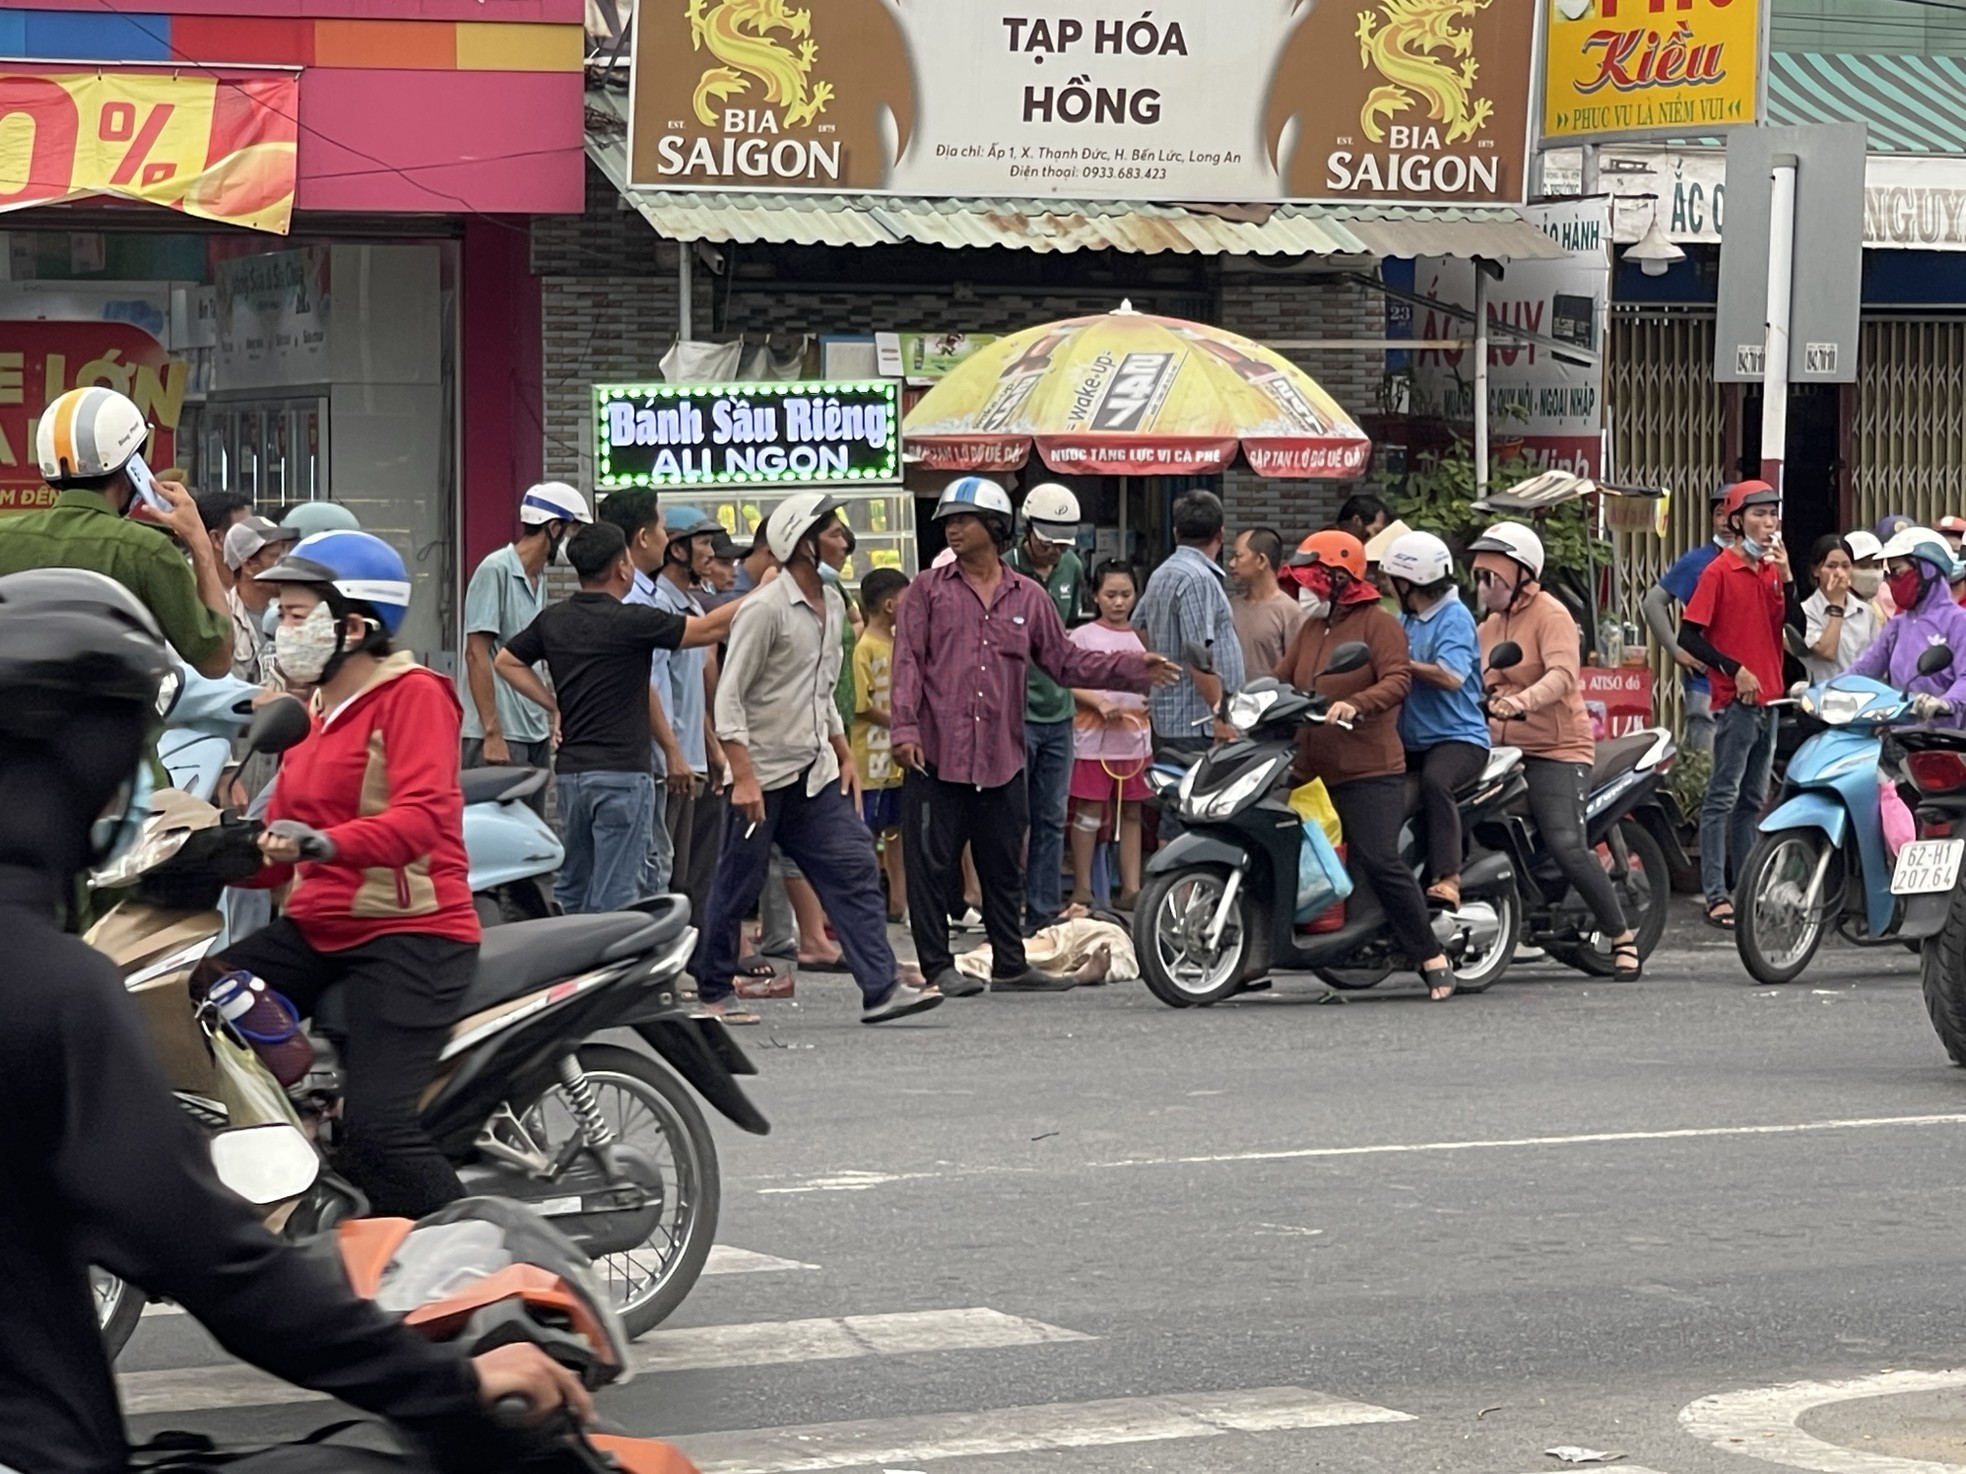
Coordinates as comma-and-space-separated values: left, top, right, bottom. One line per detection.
1295, 818, 1354, 924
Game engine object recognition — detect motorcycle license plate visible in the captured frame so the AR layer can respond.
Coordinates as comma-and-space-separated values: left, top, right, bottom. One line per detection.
1892, 839, 1966, 896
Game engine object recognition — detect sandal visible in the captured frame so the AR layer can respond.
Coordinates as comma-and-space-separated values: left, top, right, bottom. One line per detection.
734, 972, 795, 1000
1423, 960, 1457, 1002
694, 999, 761, 1026
797, 956, 852, 974
734, 956, 779, 981
1612, 939, 1643, 981
1705, 902, 1736, 930
1425, 879, 1461, 909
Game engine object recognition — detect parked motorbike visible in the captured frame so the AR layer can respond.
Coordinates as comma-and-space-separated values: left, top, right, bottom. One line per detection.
1133, 641, 1520, 1007
91, 699, 765, 1358
1878, 703, 1966, 1065
1733, 647, 1953, 984
1483, 643, 1678, 977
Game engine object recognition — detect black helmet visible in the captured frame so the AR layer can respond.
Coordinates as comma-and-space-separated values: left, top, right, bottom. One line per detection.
0, 569, 174, 739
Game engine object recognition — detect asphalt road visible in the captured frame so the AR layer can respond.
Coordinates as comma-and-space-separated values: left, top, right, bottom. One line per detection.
121, 904, 1966, 1473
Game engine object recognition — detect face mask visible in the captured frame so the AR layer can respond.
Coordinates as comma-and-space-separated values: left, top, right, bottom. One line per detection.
546, 527, 569, 566
275, 603, 344, 686
90, 762, 155, 870
1889, 567, 1927, 612
1297, 588, 1329, 617
1851, 568, 1883, 600
1740, 537, 1768, 562
1477, 574, 1517, 614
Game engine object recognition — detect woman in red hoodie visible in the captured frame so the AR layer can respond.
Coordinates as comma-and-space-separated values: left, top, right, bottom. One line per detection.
195, 530, 478, 1219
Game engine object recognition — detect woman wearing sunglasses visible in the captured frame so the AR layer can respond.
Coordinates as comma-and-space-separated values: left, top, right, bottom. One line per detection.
1468, 522, 1642, 982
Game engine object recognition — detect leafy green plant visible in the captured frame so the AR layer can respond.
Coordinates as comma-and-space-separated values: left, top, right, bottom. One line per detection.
1666, 743, 1712, 823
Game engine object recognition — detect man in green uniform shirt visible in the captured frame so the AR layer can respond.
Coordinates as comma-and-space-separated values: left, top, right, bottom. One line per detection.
1005, 483, 1087, 933
0, 386, 230, 676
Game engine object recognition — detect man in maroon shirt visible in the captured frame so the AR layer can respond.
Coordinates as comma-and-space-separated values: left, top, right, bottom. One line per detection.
892, 477, 1178, 996
1677, 480, 1802, 926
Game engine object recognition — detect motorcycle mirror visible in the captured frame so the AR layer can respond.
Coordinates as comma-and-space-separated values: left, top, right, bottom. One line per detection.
1183, 640, 1216, 676
246, 696, 311, 756
1487, 641, 1525, 672
1919, 644, 1955, 677
1320, 641, 1372, 677
209, 1123, 319, 1207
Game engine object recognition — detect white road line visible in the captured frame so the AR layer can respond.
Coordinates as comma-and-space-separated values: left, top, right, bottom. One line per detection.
119, 1308, 1089, 1416
703, 1246, 818, 1275
677, 1386, 1414, 1473
1682, 1368, 1966, 1474
754, 1113, 1966, 1193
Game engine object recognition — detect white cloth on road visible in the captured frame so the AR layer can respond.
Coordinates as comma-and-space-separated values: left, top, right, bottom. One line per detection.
954, 917, 1137, 982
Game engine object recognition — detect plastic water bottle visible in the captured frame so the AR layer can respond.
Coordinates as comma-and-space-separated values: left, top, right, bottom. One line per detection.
206, 971, 315, 1086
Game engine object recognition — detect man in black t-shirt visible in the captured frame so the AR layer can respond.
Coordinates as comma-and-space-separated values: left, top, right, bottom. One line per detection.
497, 521, 739, 913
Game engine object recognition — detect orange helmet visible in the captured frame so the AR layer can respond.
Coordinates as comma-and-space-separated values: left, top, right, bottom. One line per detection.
1287, 529, 1367, 581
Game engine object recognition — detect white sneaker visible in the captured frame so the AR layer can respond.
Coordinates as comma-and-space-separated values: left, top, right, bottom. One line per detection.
862, 980, 944, 1024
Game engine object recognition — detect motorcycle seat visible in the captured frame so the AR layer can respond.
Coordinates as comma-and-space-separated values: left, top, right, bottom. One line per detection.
1590, 733, 1660, 792
459, 766, 549, 806
312, 905, 690, 1034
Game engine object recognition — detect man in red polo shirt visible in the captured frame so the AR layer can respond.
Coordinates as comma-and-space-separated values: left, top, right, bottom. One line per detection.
1678, 481, 1802, 927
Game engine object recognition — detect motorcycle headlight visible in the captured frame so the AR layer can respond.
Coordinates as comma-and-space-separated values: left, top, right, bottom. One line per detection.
154, 666, 184, 720
1226, 688, 1279, 732
1187, 765, 1274, 821
1818, 689, 1872, 726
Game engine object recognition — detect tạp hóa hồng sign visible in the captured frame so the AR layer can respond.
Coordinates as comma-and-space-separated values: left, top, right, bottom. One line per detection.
594, 381, 901, 490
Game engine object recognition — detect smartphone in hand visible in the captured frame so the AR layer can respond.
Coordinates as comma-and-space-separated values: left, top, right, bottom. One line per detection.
124, 452, 172, 517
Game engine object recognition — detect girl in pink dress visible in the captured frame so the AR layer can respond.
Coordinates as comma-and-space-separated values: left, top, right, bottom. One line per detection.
1068, 562, 1153, 910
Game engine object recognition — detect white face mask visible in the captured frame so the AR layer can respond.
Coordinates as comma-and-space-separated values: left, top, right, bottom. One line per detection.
1851, 568, 1883, 600
1297, 585, 1330, 618
274, 603, 343, 686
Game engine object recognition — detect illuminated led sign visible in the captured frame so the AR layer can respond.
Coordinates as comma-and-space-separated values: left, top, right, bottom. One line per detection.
593, 380, 902, 490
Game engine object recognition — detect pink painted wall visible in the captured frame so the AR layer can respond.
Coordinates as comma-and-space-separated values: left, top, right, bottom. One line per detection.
297, 69, 584, 215
460, 217, 545, 574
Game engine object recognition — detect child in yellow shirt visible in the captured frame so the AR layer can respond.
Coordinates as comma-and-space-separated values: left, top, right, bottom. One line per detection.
853, 568, 910, 923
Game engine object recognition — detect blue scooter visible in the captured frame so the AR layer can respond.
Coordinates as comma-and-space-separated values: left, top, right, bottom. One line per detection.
1734, 648, 1951, 984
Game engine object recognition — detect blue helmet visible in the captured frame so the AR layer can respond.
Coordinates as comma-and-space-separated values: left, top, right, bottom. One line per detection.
258, 530, 412, 635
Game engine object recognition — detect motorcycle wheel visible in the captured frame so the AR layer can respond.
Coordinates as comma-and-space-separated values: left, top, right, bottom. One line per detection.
1136, 866, 1250, 1007
1550, 820, 1674, 978
1446, 885, 1521, 995
515, 1044, 720, 1339
1922, 883, 1966, 1066
1735, 828, 1832, 985
95, 1267, 143, 1359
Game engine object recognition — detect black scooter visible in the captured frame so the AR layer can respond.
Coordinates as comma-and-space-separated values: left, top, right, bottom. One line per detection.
1132, 642, 1521, 1007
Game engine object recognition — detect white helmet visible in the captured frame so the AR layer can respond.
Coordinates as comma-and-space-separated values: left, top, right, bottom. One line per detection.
37, 386, 147, 484
519, 480, 592, 527
766, 492, 842, 564
1022, 482, 1081, 545
1467, 521, 1546, 580
1844, 530, 1884, 563
1381, 530, 1453, 587
934, 476, 1014, 527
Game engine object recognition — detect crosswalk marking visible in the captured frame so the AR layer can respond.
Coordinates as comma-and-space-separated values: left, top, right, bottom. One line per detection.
676, 1387, 1415, 1473
703, 1246, 817, 1276
119, 1308, 1088, 1416
137, 1245, 814, 1319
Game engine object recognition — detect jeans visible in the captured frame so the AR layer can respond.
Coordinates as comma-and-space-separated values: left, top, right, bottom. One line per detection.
643, 772, 673, 898
555, 769, 659, 914
1524, 757, 1629, 936
1024, 718, 1075, 928
1682, 685, 1715, 757
1702, 700, 1779, 905
1406, 742, 1488, 885
1327, 775, 1444, 968
199, 918, 475, 1220
694, 773, 895, 1006
903, 765, 1030, 981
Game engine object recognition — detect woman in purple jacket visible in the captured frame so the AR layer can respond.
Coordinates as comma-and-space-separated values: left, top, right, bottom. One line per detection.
1850, 528, 1966, 718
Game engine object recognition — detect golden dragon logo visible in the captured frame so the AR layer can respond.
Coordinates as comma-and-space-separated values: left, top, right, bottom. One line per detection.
1355, 0, 1495, 145
686, 0, 834, 130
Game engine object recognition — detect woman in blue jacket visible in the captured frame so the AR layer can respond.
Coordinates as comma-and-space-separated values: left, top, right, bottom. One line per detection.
1385, 530, 1490, 908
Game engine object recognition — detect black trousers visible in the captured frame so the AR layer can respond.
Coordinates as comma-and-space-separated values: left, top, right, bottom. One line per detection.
1523, 756, 1629, 937
198, 919, 476, 1219
1327, 774, 1445, 968
1405, 742, 1489, 885
903, 765, 1029, 980
666, 775, 726, 912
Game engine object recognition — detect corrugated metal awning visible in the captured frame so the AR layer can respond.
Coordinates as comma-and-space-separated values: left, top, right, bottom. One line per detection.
584, 91, 1565, 260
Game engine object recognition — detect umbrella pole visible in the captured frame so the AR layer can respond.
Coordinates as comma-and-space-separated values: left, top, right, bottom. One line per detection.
1473, 266, 1490, 499
1119, 476, 1128, 558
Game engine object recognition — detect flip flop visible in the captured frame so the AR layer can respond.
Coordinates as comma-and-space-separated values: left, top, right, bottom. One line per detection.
694, 1000, 761, 1026
1705, 903, 1736, 930
733, 956, 778, 981
798, 957, 853, 974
